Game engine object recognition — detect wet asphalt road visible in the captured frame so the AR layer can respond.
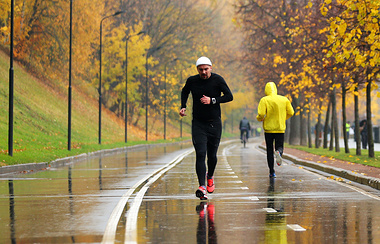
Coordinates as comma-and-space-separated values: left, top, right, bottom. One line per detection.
1, 138, 380, 243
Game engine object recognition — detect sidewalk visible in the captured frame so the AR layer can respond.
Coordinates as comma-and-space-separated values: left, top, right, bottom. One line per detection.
259, 139, 380, 191
341, 138, 380, 151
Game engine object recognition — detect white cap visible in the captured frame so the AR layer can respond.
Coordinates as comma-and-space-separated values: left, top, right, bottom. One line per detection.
196, 56, 212, 67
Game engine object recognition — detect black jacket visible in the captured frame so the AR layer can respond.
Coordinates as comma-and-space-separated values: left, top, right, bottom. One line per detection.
240, 118, 251, 130
181, 73, 233, 121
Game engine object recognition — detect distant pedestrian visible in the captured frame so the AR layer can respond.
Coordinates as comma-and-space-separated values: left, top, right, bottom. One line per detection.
314, 123, 323, 147
256, 127, 262, 136
360, 119, 368, 149
346, 122, 351, 140
180, 56, 233, 200
256, 82, 294, 178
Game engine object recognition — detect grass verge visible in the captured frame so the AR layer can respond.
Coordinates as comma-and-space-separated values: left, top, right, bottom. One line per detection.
0, 137, 191, 167
287, 144, 380, 168
0, 50, 194, 167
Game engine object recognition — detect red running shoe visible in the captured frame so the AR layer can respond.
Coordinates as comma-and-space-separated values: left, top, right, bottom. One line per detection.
195, 186, 208, 200
207, 176, 215, 193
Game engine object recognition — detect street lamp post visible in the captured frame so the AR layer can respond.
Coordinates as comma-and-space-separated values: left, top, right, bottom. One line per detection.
8, 0, 14, 156
145, 54, 149, 141
68, 0, 73, 151
124, 31, 145, 143
164, 64, 167, 140
98, 10, 125, 144
180, 70, 183, 138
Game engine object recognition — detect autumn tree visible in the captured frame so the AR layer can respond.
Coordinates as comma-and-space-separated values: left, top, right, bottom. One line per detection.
235, 0, 335, 146
0, 0, 251, 142
323, 0, 380, 157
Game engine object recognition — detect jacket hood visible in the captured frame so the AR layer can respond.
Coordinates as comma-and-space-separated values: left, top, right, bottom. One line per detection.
265, 82, 277, 96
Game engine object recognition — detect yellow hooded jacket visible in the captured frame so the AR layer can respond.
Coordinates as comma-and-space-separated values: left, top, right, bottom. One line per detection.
256, 82, 294, 133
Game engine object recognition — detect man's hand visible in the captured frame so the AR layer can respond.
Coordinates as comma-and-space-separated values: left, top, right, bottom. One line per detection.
179, 108, 187, 117
200, 95, 211, 104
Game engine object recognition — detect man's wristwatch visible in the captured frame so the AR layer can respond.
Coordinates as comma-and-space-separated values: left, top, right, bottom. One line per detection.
212, 98, 216, 104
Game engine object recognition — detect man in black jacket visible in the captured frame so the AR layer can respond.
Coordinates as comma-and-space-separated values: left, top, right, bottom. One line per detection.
180, 56, 233, 200
239, 117, 251, 142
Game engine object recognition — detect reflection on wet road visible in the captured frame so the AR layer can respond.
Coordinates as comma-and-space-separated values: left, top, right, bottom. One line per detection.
140, 140, 380, 243
1, 139, 380, 243
0, 143, 192, 243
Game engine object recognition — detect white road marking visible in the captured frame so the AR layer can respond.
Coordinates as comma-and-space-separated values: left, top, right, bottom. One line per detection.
220, 145, 255, 192
256, 144, 380, 201
226, 180, 243, 184
249, 196, 259, 201
101, 149, 193, 244
287, 224, 306, 231
125, 172, 163, 243
263, 208, 277, 213
124, 150, 194, 244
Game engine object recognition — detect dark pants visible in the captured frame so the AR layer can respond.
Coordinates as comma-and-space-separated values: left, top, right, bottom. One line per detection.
240, 128, 249, 140
361, 132, 368, 149
264, 133, 284, 174
192, 119, 222, 186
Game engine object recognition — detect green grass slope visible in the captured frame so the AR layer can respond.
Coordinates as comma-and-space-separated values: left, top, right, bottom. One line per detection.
0, 51, 150, 166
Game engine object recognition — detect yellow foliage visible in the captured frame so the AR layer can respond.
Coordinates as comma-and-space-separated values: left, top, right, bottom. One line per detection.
332, 83, 341, 89
273, 55, 286, 64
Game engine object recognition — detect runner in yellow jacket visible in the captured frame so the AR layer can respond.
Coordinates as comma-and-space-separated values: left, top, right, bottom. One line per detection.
256, 82, 294, 178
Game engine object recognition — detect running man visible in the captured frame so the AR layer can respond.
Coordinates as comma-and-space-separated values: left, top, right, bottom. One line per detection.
256, 82, 294, 178
180, 56, 233, 200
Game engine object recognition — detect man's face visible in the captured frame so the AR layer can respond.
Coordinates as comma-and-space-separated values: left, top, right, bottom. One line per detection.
197, 64, 212, 79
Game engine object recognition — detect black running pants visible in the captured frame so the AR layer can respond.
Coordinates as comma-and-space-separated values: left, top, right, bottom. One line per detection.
192, 119, 222, 186
264, 132, 284, 174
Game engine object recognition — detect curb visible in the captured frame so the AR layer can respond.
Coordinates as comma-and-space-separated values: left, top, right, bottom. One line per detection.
259, 145, 380, 191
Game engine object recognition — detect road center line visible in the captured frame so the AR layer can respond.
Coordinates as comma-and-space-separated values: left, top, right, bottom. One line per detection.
124, 149, 194, 244
106, 140, 232, 243
101, 149, 193, 244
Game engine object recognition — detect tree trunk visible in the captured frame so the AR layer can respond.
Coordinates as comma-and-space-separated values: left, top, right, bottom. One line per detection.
354, 84, 361, 155
332, 87, 340, 152
341, 75, 349, 153
133, 109, 141, 126
366, 70, 374, 157
289, 98, 300, 145
285, 120, 290, 143
315, 101, 322, 148
323, 99, 331, 149
308, 105, 312, 148
329, 94, 334, 151
300, 107, 307, 146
